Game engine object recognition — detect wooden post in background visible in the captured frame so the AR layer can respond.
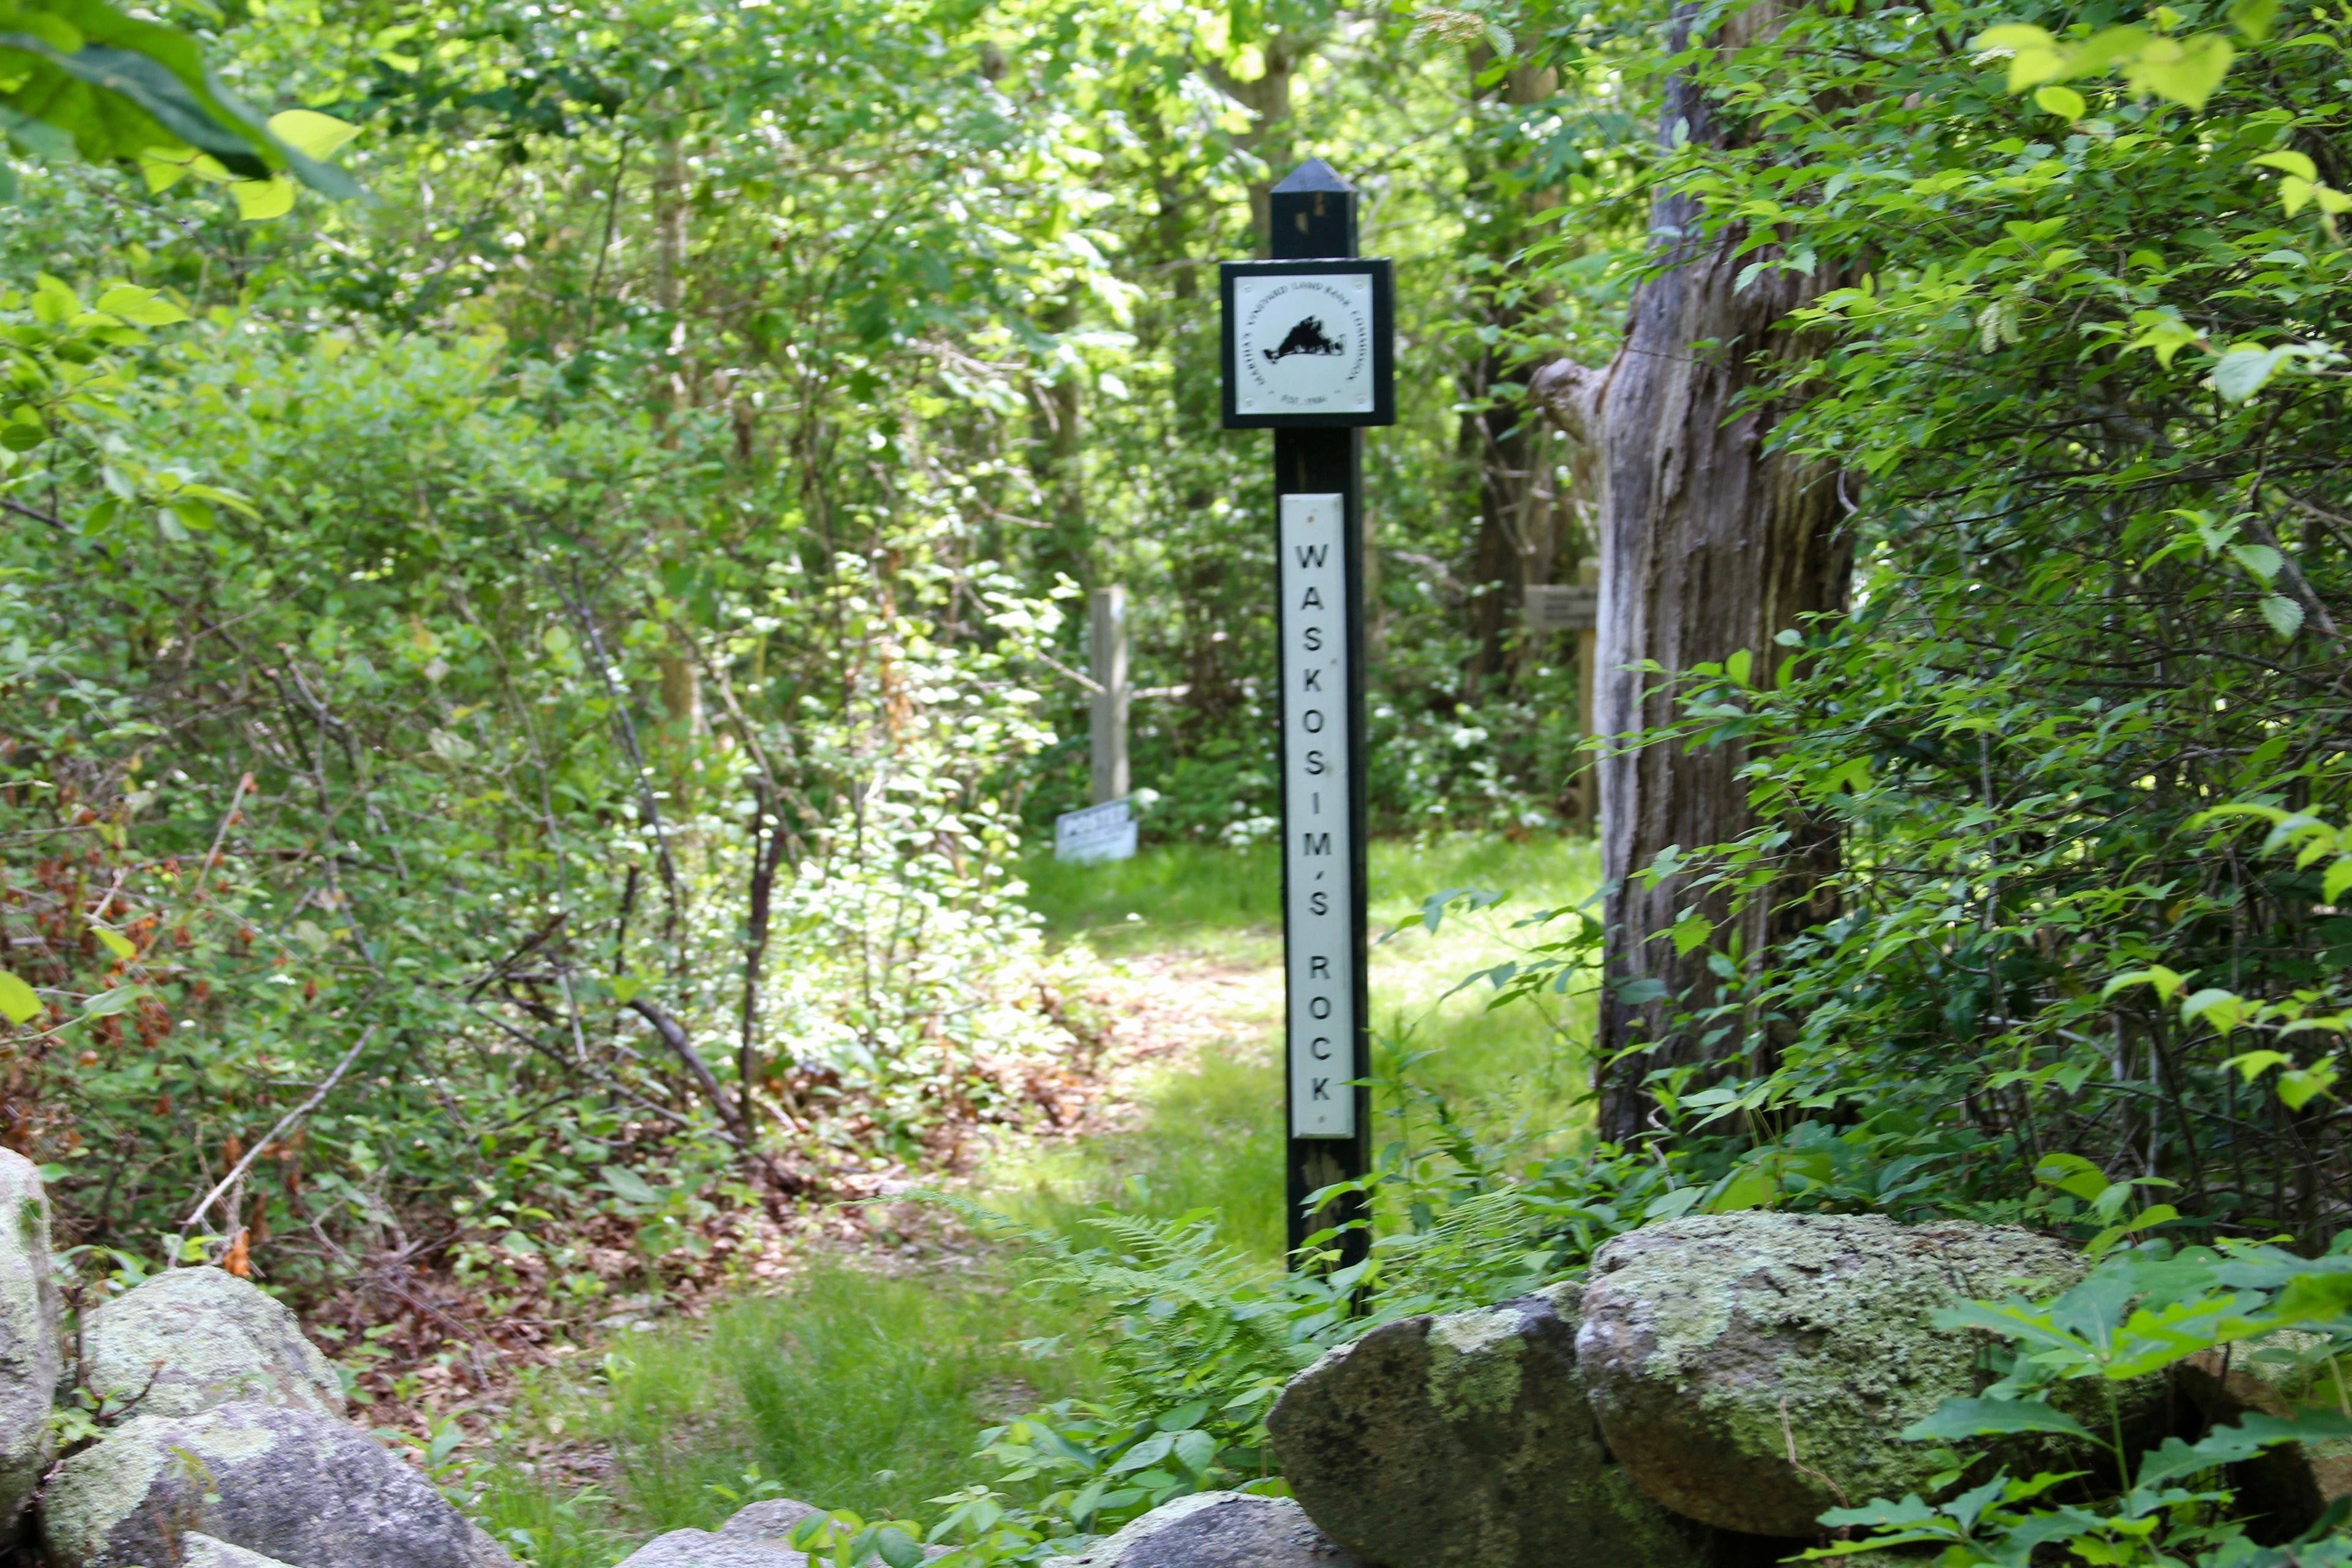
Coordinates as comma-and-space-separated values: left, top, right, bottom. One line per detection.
1522, 566, 1602, 835
1090, 586, 1129, 805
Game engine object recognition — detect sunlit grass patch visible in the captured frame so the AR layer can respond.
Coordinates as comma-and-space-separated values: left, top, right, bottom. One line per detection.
1368, 832, 1601, 1161
475, 1261, 1097, 1564
1017, 840, 1280, 959
984, 1022, 1289, 1265
997, 832, 1600, 1264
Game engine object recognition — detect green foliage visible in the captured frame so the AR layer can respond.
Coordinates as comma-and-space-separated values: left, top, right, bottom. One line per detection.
1811, 1237, 2352, 1568
1504, 0, 2352, 1244
0, 0, 358, 201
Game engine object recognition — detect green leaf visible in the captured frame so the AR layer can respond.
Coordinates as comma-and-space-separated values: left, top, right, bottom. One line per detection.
2278, 1063, 2338, 1110
2253, 150, 2319, 182
2123, 32, 2234, 110
2105, 964, 2188, 1004
1708, 1167, 1777, 1213
88, 924, 135, 961
2140, 1411, 2352, 1488
2228, 0, 2279, 40
2322, 857, 2352, 902
599, 1164, 661, 1205
2230, 543, 2285, 582
875, 1526, 924, 1568
0, 970, 40, 1026
2034, 85, 2087, 119
2224, 1049, 2294, 1084
1902, 1397, 2094, 1442
231, 175, 295, 222
2261, 594, 2305, 639
2210, 344, 2303, 403
1109, 1431, 1173, 1474
1171, 1428, 1217, 1474
1667, 911, 1715, 956
265, 107, 357, 160
2034, 1152, 2111, 1203
80, 985, 139, 1017
2181, 987, 2246, 1035
91, 283, 186, 326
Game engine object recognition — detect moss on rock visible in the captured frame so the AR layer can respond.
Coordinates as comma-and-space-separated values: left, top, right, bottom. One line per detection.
1577, 1212, 2158, 1539
41, 1401, 480, 1568
1270, 1282, 1782, 1568
81, 1266, 344, 1423
0, 1150, 58, 1542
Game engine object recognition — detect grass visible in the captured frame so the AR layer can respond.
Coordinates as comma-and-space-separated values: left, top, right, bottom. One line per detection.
473, 1262, 1095, 1566
472, 832, 1600, 1564
1363, 833, 1601, 1159
981, 995, 1291, 1261
993, 831, 1600, 1263
1016, 839, 1280, 960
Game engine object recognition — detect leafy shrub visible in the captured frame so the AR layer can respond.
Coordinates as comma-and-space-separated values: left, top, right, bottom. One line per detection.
1815, 1235, 2352, 1567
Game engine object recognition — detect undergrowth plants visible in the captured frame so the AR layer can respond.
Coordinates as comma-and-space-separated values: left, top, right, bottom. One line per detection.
1812, 1237, 2352, 1568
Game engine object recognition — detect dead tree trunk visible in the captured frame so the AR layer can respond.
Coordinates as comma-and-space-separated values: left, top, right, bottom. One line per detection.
1532, 10, 1849, 1145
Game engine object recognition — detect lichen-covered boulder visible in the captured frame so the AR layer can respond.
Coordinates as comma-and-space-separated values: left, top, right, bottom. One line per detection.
0, 1149, 59, 1539
1044, 1493, 1362, 1568
617, 1529, 807, 1566
1577, 1212, 2149, 1539
2177, 1332, 2352, 1541
81, 1265, 344, 1422
42, 1401, 483, 1568
1269, 1283, 1740, 1568
183, 1534, 300, 1568
720, 1499, 824, 1540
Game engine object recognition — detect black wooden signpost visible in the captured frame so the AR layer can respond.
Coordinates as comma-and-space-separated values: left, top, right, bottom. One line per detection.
1221, 160, 1394, 1267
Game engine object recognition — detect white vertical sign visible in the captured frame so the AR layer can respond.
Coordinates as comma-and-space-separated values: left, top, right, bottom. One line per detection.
1281, 492, 1355, 1139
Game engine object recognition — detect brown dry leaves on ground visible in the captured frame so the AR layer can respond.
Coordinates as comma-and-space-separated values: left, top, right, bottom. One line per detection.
319, 949, 1271, 1455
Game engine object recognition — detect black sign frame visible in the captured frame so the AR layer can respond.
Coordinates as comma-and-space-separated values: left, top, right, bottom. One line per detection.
1219, 258, 1396, 431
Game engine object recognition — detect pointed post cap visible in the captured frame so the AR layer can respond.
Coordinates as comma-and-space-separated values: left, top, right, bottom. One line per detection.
1268, 160, 1356, 259
1272, 159, 1353, 194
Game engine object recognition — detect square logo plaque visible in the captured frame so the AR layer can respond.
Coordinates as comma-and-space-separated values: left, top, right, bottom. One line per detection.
1219, 259, 1395, 429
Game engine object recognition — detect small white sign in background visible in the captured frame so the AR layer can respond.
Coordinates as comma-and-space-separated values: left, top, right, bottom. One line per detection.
1055, 799, 1136, 864
1280, 492, 1355, 1138
1232, 274, 1377, 419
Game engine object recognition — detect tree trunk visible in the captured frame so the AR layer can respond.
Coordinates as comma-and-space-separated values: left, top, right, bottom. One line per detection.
1463, 62, 1563, 693
1213, 35, 1303, 251
651, 134, 705, 738
1028, 296, 1087, 588
1532, 8, 1849, 1145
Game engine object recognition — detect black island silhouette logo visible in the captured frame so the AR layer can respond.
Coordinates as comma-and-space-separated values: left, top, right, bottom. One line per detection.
1264, 315, 1344, 363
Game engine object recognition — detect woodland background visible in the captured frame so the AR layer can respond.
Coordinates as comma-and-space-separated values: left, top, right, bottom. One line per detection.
5, 0, 2352, 1556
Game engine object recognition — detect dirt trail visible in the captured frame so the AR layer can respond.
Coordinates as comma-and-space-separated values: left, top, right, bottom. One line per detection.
1047, 949, 1278, 1141
402, 943, 1277, 1461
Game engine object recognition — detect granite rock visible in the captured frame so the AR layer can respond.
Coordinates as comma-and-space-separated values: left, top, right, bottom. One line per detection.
720, 1499, 826, 1542
81, 1265, 345, 1423
1045, 1493, 1362, 1568
182, 1534, 301, 1568
1577, 1212, 2159, 1537
0, 1149, 59, 1540
42, 1401, 483, 1568
1270, 1283, 1744, 1568
617, 1529, 808, 1567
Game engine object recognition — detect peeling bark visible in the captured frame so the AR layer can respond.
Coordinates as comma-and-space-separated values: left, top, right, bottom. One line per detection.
1531, 8, 1850, 1143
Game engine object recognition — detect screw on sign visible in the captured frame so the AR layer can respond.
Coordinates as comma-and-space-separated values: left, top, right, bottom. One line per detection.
1220, 160, 1395, 1268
